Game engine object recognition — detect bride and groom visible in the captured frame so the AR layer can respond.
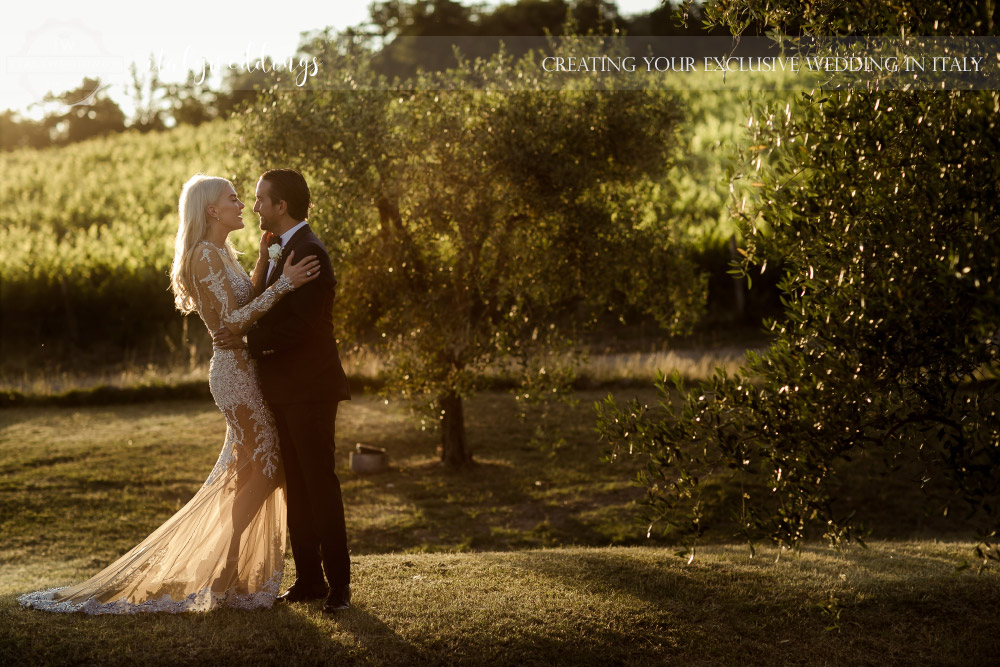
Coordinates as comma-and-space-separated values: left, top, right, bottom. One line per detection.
18, 169, 353, 614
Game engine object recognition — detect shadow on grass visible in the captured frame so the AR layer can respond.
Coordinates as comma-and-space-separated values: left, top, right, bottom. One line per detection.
487, 547, 1000, 665
4, 391, 989, 567
344, 456, 652, 555
331, 603, 424, 663
336, 391, 662, 555
0, 594, 421, 666
3, 546, 998, 666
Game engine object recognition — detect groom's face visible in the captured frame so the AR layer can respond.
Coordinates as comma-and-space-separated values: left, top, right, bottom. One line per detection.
253, 177, 280, 233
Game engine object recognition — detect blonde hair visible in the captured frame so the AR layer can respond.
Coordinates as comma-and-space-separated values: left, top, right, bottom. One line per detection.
170, 174, 236, 314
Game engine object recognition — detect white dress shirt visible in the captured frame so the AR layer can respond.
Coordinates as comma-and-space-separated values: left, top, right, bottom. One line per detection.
266, 220, 309, 283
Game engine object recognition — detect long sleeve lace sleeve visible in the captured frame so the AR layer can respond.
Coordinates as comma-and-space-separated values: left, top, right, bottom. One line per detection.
192, 244, 294, 336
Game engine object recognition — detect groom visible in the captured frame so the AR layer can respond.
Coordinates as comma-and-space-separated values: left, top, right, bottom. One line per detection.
214, 168, 352, 613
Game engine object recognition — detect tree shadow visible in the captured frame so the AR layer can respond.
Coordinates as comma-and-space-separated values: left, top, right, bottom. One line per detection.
484, 547, 1000, 665
0, 595, 421, 666
344, 456, 651, 555
338, 391, 660, 554
329, 603, 424, 664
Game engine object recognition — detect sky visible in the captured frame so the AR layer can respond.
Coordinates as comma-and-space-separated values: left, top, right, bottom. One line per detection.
0, 0, 665, 119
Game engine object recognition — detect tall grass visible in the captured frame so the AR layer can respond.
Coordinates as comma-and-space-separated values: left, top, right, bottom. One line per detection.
0, 344, 756, 400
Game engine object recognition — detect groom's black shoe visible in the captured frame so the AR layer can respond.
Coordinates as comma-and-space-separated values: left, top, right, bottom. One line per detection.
277, 581, 329, 603
322, 584, 351, 613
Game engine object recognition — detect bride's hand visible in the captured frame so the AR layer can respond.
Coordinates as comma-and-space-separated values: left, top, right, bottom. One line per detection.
258, 232, 275, 262
282, 250, 321, 288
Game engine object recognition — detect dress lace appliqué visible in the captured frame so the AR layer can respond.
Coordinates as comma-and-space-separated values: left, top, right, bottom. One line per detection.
16, 570, 283, 614
18, 241, 294, 615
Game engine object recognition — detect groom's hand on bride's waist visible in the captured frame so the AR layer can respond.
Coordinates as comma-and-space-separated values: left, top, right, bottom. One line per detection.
213, 326, 245, 350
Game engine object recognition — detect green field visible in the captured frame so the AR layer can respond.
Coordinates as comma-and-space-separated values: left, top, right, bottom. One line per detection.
2, 391, 998, 664
0, 71, 801, 375
0, 120, 254, 357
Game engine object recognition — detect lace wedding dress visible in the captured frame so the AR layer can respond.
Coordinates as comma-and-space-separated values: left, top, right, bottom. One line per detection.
19, 242, 293, 614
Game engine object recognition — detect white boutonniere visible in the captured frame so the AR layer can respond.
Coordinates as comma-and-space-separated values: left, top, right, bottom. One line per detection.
268, 243, 283, 262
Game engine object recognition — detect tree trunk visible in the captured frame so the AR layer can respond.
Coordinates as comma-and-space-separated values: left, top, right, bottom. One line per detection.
439, 392, 472, 467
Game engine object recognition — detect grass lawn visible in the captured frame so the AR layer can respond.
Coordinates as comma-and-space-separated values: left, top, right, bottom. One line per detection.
2, 392, 998, 665
2, 544, 998, 666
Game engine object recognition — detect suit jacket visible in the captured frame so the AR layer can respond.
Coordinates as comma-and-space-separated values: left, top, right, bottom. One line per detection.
247, 224, 351, 405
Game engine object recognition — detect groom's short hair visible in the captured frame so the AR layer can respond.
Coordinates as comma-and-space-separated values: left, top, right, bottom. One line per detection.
261, 169, 311, 221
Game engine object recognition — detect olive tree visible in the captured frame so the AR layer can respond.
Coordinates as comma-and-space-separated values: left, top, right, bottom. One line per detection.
239, 43, 704, 466
599, 2, 1000, 564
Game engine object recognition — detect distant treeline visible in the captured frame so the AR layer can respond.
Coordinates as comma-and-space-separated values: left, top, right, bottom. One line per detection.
1, 0, 750, 151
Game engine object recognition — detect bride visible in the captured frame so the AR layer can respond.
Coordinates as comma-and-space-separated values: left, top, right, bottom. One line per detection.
18, 174, 319, 614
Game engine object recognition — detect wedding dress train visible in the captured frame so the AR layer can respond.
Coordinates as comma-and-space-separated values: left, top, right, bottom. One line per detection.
19, 242, 293, 613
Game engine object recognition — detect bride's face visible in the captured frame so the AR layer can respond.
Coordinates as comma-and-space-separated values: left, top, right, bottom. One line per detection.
209, 184, 245, 233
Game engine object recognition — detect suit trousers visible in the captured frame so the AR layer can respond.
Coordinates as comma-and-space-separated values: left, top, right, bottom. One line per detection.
271, 400, 350, 588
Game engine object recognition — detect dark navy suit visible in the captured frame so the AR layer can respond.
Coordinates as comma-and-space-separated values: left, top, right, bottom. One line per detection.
247, 224, 351, 588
